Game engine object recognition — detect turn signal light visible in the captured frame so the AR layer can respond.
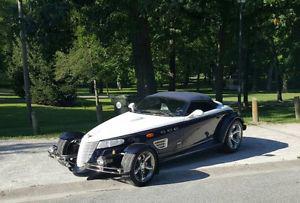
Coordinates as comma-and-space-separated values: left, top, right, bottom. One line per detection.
146, 133, 154, 139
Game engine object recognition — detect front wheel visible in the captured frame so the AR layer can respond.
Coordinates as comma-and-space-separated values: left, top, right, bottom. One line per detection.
222, 120, 243, 152
121, 148, 157, 187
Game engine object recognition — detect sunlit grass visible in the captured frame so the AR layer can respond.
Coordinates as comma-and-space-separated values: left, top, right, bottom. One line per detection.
0, 87, 299, 139
0, 97, 115, 139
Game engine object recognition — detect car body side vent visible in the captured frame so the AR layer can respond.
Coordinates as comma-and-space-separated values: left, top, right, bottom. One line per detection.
153, 138, 168, 150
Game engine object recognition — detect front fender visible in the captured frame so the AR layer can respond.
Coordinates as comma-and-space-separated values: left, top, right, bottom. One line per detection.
122, 143, 159, 174
215, 112, 246, 143
60, 132, 84, 141
123, 143, 153, 154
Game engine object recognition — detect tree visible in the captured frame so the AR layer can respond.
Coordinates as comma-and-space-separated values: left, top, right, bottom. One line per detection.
0, 0, 18, 85
25, 0, 73, 62
243, 0, 299, 101
6, 0, 76, 106
127, 1, 157, 97
69, 0, 157, 97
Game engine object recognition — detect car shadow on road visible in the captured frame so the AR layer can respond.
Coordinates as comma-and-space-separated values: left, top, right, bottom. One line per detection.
88, 137, 288, 186
149, 136, 288, 186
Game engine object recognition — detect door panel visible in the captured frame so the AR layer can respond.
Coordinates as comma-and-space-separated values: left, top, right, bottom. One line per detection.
151, 126, 184, 158
181, 115, 221, 149
181, 118, 208, 148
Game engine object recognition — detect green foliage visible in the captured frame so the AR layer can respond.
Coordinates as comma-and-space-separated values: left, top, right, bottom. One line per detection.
25, 0, 74, 61
55, 28, 111, 83
7, 39, 24, 98
0, 0, 18, 85
30, 46, 77, 106
8, 40, 76, 105
55, 26, 133, 86
1, 0, 300, 104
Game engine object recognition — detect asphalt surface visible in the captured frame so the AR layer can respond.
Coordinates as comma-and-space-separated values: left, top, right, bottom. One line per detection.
0, 123, 300, 202
41, 160, 300, 203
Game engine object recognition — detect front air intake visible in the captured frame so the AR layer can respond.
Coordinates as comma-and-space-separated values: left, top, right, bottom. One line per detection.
153, 138, 168, 150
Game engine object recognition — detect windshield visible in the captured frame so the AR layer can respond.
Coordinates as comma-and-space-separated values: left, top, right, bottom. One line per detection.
135, 96, 186, 117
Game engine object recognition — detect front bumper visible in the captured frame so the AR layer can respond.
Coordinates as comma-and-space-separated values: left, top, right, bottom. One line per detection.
49, 145, 125, 175
85, 163, 124, 175
48, 145, 76, 168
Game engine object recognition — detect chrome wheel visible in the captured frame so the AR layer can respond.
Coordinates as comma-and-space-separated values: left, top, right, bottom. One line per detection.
227, 121, 242, 149
133, 151, 155, 183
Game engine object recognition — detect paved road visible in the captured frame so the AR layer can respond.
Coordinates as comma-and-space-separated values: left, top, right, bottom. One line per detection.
0, 123, 300, 202
41, 160, 300, 203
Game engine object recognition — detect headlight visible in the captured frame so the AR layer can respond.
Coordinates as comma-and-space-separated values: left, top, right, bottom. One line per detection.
97, 139, 124, 149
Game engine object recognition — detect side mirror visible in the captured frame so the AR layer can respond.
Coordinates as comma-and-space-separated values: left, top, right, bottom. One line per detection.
188, 109, 204, 118
128, 103, 136, 112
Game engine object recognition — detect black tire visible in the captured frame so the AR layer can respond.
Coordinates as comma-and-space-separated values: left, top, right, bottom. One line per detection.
121, 147, 157, 187
222, 120, 243, 153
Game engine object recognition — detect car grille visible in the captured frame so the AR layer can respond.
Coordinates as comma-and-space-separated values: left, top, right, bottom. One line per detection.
76, 140, 98, 167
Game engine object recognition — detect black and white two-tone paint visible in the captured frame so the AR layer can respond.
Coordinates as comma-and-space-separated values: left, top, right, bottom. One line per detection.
48, 92, 246, 186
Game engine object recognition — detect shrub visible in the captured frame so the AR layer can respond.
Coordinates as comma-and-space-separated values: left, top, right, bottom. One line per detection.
9, 41, 76, 106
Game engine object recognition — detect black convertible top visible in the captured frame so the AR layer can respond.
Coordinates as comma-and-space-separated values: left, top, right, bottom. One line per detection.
148, 91, 212, 103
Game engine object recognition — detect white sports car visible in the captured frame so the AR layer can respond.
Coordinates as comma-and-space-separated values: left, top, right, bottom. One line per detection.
49, 91, 246, 186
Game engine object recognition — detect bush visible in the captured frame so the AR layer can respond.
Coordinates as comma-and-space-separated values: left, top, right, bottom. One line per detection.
31, 79, 76, 106
30, 67, 76, 106
8, 41, 76, 106
10, 69, 25, 98
56, 83, 77, 106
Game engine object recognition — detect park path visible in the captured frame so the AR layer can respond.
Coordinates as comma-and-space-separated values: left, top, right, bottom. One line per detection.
0, 123, 299, 193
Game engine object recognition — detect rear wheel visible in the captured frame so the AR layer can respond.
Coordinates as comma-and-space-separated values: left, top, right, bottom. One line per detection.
122, 148, 157, 187
222, 120, 243, 152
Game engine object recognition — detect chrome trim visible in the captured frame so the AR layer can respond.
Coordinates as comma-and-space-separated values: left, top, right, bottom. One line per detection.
48, 145, 76, 168
85, 163, 123, 174
133, 151, 155, 183
77, 141, 98, 167
153, 138, 168, 150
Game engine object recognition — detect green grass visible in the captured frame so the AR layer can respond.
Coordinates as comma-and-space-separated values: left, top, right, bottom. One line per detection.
221, 92, 300, 123
0, 90, 115, 139
0, 87, 299, 139
77, 87, 137, 97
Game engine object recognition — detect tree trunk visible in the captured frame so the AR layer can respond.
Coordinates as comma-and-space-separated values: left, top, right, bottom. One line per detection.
105, 82, 109, 95
283, 75, 288, 92
252, 64, 257, 91
183, 64, 190, 88
129, 3, 156, 97
266, 66, 273, 91
93, 80, 103, 123
276, 67, 283, 102
168, 39, 176, 91
215, 23, 225, 102
208, 63, 213, 85
243, 50, 249, 107
196, 66, 201, 92
277, 77, 283, 102
18, 0, 33, 127
271, 43, 283, 102
99, 80, 104, 94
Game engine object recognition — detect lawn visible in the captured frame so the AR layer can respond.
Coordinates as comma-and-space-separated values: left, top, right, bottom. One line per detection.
0, 87, 299, 139
0, 88, 115, 139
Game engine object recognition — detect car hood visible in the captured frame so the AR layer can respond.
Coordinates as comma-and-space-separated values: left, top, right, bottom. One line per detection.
84, 112, 185, 142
